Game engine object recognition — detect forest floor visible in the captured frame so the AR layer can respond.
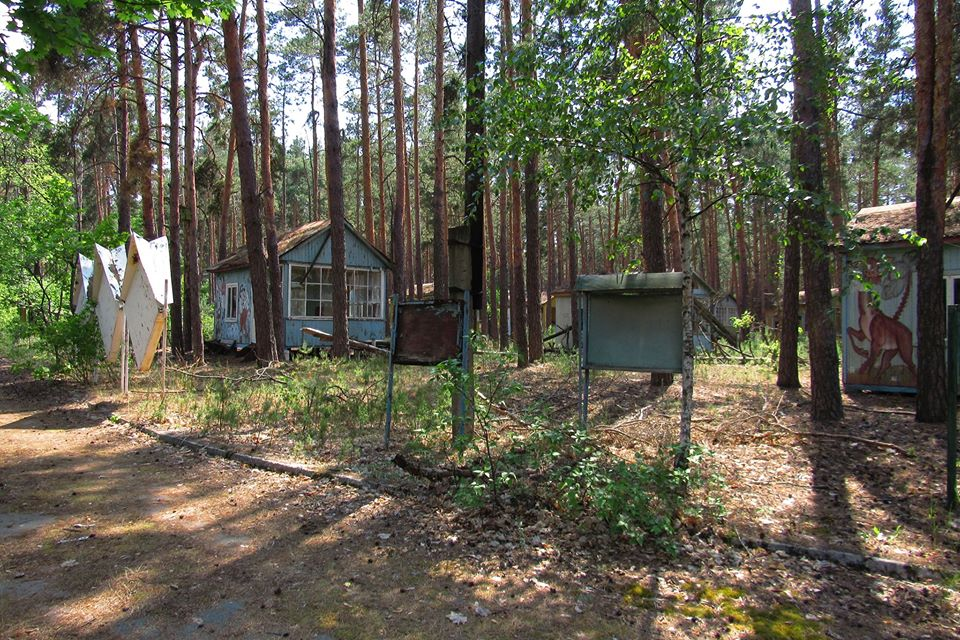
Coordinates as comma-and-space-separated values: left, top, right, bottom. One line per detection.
1, 355, 959, 639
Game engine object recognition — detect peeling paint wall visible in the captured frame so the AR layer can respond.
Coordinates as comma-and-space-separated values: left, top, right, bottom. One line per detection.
212, 226, 389, 350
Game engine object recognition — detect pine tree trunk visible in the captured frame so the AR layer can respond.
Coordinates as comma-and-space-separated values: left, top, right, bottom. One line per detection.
375, 43, 388, 253
183, 20, 204, 362
464, 0, 485, 307
358, 0, 375, 245
485, 177, 498, 340
167, 18, 184, 356
777, 199, 801, 388
521, 0, 542, 361
128, 25, 156, 240
792, 0, 842, 420
498, 178, 510, 349
155, 47, 165, 237
640, 166, 673, 387
224, 12, 278, 363
390, 0, 408, 300
310, 61, 319, 218
432, 0, 449, 299
218, 128, 236, 260
257, 0, 285, 354
502, 0, 526, 366
116, 25, 131, 237
323, 0, 349, 357
914, 0, 952, 422
566, 178, 578, 348
413, 0, 423, 299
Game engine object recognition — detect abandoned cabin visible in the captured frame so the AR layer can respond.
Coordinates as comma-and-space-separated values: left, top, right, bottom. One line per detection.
208, 219, 392, 355
842, 198, 959, 393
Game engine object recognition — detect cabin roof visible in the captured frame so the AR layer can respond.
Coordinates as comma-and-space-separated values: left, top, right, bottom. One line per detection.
849, 198, 960, 245
208, 219, 391, 273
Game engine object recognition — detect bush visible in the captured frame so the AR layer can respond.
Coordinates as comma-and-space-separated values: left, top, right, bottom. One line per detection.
542, 428, 725, 552
7, 308, 104, 382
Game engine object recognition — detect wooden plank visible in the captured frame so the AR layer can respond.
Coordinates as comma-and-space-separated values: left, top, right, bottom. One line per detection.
301, 327, 389, 354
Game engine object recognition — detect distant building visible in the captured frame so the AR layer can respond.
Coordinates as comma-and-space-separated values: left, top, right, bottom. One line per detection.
208, 220, 392, 354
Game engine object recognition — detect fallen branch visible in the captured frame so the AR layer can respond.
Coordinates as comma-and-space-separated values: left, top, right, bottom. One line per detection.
392, 453, 474, 481
844, 405, 915, 417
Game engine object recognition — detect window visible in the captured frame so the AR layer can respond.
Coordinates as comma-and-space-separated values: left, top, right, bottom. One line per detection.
225, 283, 239, 322
289, 265, 382, 320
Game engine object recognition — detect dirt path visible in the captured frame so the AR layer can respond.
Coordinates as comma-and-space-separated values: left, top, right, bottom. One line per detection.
1, 365, 958, 639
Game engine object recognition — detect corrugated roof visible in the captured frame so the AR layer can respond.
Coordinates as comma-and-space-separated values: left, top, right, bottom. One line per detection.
208, 219, 331, 273
849, 198, 960, 245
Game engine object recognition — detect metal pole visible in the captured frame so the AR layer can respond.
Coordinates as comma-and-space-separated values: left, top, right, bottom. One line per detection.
579, 293, 588, 427
121, 317, 129, 396
162, 279, 168, 406
384, 295, 399, 447
455, 290, 473, 440
947, 305, 958, 511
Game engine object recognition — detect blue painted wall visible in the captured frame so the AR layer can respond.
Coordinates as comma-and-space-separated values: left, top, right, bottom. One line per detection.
213, 225, 388, 350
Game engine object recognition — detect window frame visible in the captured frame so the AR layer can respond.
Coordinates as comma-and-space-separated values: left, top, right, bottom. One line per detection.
287, 263, 384, 321
224, 282, 239, 322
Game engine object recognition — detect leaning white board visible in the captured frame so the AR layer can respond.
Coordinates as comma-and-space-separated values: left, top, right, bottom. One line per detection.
72, 254, 94, 314
120, 234, 172, 372
90, 244, 126, 361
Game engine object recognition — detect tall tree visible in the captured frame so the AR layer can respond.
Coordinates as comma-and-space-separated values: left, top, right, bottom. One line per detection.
502, 0, 527, 366
412, 0, 424, 299
521, 0, 543, 362
223, 11, 278, 362
390, 0, 408, 299
777, 196, 801, 388
127, 24, 156, 239
257, 0, 285, 353
167, 18, 184, 356
914, 0, 953, 422
154, 41, 165, 237
358, 0, 375, 245
464, 0, 485, 312
323, 0, 349, 356
792, 0, 842, 420
183, 19, 203, 361
116, 25, 131, 236
431, 0, 449, 299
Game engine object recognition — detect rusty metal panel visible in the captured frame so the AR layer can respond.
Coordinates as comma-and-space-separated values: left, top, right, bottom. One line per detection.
393, 301, 462, 366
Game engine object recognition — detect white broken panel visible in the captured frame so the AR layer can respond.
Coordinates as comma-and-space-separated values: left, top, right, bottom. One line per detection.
72, 253, 94, 314
90, 243, 127, 362
120, 234, 173, 372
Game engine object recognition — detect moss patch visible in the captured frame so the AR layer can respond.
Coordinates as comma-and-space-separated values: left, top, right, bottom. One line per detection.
746, 604, 826, 640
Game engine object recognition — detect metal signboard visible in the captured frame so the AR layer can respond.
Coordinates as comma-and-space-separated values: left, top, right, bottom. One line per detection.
575, 272, 685, 424
393, 300, 463, 366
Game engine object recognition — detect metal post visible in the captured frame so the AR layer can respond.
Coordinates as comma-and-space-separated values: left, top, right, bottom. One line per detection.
947, 305, 958, 511
383, 295, 399, 447
454, 290, 473, 440
579, 293, 588, 427
161, 279, 168, 406
121, 317, 129, 396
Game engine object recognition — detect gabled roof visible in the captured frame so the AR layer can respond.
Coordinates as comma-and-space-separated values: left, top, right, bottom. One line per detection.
849, 198, 960, 245
208, 219, 392, 273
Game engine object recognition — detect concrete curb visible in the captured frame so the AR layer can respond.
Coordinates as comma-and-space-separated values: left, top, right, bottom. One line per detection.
126, 421, 370, 491
735, 536, 940, 582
